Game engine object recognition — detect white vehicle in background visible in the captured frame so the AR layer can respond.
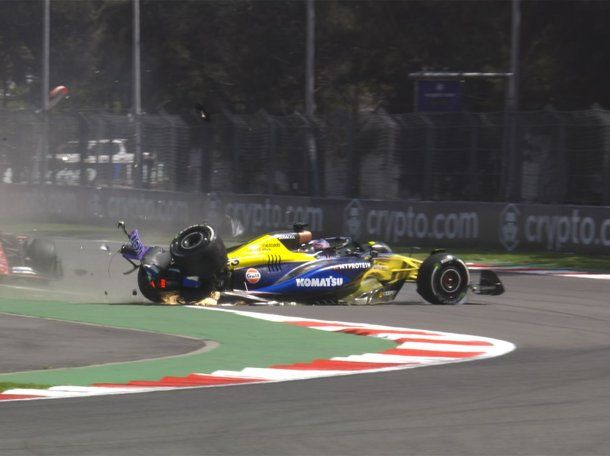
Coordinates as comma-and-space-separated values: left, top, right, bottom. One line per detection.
54, 139, 135, 164
51, 139, 162, 185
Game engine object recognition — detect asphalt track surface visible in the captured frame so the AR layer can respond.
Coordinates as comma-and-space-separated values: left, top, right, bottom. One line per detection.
1, 238, 610, 455
0, 313, 206, 373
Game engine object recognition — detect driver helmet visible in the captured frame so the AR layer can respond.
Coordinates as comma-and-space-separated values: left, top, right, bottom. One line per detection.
301, 238, 331, 255
309, 238, 331, 251
368, 241, 393, 254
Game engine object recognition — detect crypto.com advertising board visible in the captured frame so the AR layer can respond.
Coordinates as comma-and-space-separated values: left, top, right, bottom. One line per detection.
335, 199, 610, 253
1, 183, 609, 253
336, 199, 610, 253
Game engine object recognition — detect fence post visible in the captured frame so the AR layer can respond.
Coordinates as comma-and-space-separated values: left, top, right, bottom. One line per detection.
605, 114, 610, 205
545, 105, 568, 203
133, 115, 142, 189
467, 112, 479, 199
197, 115, 211, 193
417, 114, 434, 200
261, 110, 277, 195
306, 117, 320, 197
33, 112, 48, 184
502, 109, 522, 201
347, 112, 359, 198
378, 109, 400, 199
46, 114, 57, 185
378, 109, 398, 163
593, 104, 610, 204
160, 111, 180, 191
77, 112, 90, 186
295, 111, 320, 197
222, 110, 242, 194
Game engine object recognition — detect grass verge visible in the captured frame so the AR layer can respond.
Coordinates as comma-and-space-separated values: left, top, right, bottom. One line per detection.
395, 247, 610, 272
0, 382, 52, 394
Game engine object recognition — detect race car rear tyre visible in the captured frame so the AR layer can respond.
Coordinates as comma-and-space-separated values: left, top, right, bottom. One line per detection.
137, 267, 213, 304
169, 224, 228, 280
416, 252, 469, 305
27, 238, 60, 277
137, 267, 163, 303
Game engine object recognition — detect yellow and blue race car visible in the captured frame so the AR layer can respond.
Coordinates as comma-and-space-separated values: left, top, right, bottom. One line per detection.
119, 222, 504, 306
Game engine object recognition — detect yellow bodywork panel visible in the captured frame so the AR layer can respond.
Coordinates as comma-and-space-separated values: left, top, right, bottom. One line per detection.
227, 234, 315, 269
363, 254, 421, 284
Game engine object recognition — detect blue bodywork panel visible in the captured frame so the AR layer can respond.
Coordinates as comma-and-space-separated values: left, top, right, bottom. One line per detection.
231, 257, 372, 300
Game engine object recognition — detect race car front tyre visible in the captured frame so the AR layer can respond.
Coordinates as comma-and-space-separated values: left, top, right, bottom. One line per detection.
416, 252, 469, 305
137, 267, 163, 303
169, 224, 228, 280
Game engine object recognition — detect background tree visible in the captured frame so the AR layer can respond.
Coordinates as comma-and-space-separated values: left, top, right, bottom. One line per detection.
1, 0, 609, 114
0, 0, 40, 108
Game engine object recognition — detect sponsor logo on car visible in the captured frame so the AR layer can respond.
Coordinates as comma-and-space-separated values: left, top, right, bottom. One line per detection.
274, 233, 298, 240
245, 268, 261, 284
295, 276, 344, 287
260, 241, 281, 251
332, 262, 371, 270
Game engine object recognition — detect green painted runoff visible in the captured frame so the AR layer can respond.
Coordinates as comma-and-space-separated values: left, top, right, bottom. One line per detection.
0, 298, 394, 386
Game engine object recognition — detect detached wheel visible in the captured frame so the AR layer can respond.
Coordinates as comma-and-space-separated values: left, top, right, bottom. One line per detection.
169, 224, 227, 279
27, 238, 59, 276
137, 267, 163, 303
416, 252, 469, 305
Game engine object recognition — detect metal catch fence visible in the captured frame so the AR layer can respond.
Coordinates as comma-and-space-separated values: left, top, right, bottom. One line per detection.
1, 107, 609, 205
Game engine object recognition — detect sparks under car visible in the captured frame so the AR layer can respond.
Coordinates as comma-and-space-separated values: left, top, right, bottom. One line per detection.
118, 221, 504, 305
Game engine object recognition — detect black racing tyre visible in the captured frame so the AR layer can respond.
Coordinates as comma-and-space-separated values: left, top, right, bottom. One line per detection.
137, 267, 163, 303
137, 267, 213, 304
27, 238, 59, 276
416, 252, 470, 305
169, 224, 227, 279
